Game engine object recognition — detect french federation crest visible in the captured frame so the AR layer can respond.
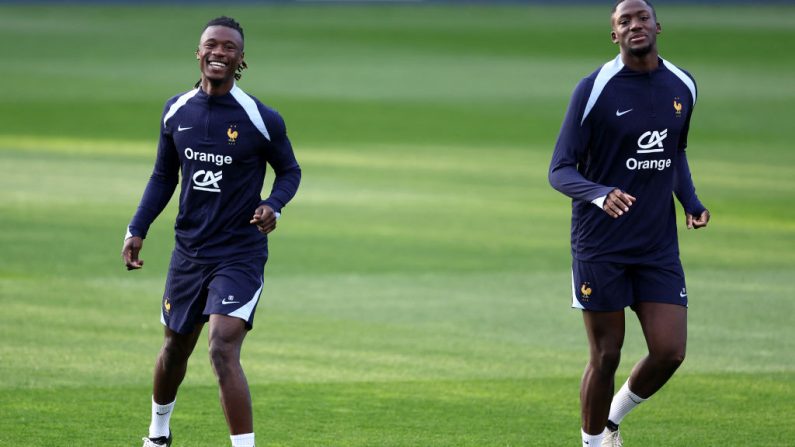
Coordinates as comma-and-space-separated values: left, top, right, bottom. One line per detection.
580, 282, 592, 302
227, 124, 238, 145
673, 97, 683, 118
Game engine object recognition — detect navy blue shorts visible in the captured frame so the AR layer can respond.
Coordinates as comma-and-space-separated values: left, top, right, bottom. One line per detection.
161, 250, 267, 334
571, 257, 688, 311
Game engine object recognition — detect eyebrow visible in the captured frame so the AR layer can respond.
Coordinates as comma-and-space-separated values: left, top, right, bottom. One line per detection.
616, 9, 650, 20
202, 38, 239, 47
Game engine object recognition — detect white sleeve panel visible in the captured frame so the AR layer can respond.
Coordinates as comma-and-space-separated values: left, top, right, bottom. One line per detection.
163, 88, 200, 126
581, 55, 625, 125
230, 84, 271, 141
661, 58, 697, 105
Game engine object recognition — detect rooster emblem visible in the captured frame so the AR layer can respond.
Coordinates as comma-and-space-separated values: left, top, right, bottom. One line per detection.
673, 99, 683, 117
164, 298, 171, 314
227, 125, 238, 144
580, 283, 592, 299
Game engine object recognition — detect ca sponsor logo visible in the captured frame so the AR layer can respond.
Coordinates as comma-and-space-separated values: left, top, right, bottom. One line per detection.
192, 170, 223, 193
627, 128, 672, 171
637, 129, 667, 153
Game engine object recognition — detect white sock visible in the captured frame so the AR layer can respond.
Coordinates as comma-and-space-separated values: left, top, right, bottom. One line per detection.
148, 396, 175, 438
608, 379, 647, 425
581, 428, 605, 446
231, 432, 255, 447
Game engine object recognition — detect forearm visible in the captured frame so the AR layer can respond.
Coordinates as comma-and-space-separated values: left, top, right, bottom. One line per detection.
261, 165, 301, 214
549, 164, 614, 204
673, 152, 705, 215
128, 174, 178, 238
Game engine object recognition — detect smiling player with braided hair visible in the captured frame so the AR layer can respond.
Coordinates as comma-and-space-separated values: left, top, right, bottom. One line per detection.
122, 16, 301, 447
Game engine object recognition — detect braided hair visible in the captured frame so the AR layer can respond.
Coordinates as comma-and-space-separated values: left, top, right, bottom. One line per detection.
195, 16, 247, 88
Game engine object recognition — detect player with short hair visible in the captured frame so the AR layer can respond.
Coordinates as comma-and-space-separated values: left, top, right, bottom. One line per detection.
122, 16, 301, 447
548, 1, 710, 445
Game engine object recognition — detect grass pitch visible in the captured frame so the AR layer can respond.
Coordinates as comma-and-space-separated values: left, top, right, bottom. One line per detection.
1, 4, 794, 446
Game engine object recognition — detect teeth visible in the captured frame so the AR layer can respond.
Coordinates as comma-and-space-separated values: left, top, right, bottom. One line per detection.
209, 61, 226, 68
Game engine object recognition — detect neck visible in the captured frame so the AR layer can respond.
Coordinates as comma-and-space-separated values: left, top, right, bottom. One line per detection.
200, 77, 235, 96
620, 49, 659, 72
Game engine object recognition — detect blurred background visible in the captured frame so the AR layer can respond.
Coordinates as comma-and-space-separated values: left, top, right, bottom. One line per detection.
1, 1, 794, 446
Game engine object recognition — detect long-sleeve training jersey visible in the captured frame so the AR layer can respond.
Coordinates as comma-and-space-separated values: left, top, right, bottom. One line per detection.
549, 55, 705, 263
128, 84, 301, 262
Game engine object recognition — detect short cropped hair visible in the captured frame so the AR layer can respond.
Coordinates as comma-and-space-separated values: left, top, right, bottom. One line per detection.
612, 0, 657, 21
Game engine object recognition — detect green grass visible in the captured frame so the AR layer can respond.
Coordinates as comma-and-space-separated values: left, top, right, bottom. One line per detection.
1, 4, 794, 446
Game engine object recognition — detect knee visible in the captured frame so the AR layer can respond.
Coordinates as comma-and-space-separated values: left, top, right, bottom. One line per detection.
160, 338, 192, 367
652, 347, 686, 372
208, 338, 239, 379
591, 348, 622, 374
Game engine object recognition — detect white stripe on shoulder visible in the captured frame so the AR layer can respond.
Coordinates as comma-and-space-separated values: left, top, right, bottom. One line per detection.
230, 84, 271, 141
581, 55, 625, 125
661, 57, 696, 105
163, 88, 200, 126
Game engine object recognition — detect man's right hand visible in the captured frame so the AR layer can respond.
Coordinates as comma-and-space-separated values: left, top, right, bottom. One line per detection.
603, 188, 636, 219
122, 236, 144, 270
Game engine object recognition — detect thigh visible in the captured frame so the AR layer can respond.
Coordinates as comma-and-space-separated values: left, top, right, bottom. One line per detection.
582, 309, 627, 356
163, 251, 213, 334
161, 323, 205, 359
572, 259, 633, 311
208, 314, 247, 348
204, 255, 267, 330
634, 301, 687, 356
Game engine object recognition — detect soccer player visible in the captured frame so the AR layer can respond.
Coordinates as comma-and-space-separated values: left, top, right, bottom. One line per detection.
548, 1, 710, 445
121, 16, 301, 447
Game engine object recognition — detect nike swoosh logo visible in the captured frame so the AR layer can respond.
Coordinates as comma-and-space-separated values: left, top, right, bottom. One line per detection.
680, 291, 688, 298
221, 298, 240, 305
616, 109, 633, 117
156, 411, 169, 416
177, 125, 193, 132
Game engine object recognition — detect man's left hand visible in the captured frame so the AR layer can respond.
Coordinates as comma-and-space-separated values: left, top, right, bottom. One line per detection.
250, 204, 278, 234
686, 209, 710, 229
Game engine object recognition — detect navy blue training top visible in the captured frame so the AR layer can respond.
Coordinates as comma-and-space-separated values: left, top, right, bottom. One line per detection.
128, 84, 301, 262
549, 55, 705, 263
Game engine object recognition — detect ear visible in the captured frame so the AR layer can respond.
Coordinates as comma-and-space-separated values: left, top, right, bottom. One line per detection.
656, 22, 662, 35
611, 30, 618, 44
195, 49, 200, 60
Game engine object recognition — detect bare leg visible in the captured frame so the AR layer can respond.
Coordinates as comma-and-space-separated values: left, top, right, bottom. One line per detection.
208, 314, 252, 435
153, 324, 204, 404
627, 302, 687, 398
581, 310, 626, 435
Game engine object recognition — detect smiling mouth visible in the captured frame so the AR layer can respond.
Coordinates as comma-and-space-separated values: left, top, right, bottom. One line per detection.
207, 60, 228, 69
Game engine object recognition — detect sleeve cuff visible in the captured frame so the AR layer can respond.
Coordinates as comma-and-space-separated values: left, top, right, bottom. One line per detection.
591, 195, 606, 209
260, 199, 283, 216
125, 225, 144, 240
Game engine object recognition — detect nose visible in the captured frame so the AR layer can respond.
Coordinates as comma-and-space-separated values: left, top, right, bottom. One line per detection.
211, 46, 228, 58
